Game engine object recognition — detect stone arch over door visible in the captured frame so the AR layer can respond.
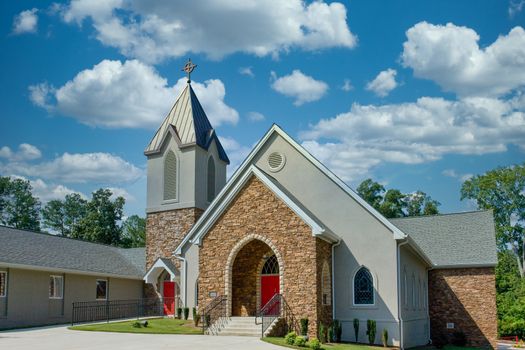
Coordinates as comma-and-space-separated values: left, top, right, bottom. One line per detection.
225, 233, 284, 316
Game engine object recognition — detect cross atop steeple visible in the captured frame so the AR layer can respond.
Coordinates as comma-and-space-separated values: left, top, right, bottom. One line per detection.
182, 58, 197, 83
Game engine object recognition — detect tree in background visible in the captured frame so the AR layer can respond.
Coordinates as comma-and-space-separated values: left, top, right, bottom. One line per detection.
42, 193, 87, 236
496, 251, 525, 338
121, 215, 146, 248
0, 176, 40, 231
356, 178, 440, 218
73, 189, 125, 246
461, 164, 525, 278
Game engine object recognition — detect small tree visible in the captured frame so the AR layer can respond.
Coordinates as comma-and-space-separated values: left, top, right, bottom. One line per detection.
353, 318, 359, 342
366, 320, 376, 345
382, 328, 388, 347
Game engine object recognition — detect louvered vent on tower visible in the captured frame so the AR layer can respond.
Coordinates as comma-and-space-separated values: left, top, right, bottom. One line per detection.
164, 150, 177, 200
267, 152, 285, 172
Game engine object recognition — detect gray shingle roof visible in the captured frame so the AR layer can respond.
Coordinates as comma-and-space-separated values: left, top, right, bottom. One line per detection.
0, 226, 145, 278
390, 210, 498, 267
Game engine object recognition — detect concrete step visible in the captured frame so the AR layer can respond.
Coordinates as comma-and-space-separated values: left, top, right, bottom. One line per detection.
214, 317, 262, 337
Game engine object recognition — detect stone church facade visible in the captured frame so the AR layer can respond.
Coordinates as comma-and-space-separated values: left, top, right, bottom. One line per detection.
142, 74, 498, 348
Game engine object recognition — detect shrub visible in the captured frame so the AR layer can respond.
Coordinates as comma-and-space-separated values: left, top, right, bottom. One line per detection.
353, 318, 359, 342
300, 318, 309, 336
183, 307, 189, 320
319, 323, 327, 343
204, 314, 211, 327
451, 331, 467, 346
285, 331, 297, 345
132, 321, 141, 328
294, 336, 307, 347
328, 325, 334, 343
194, 313, 201, 327
192, 307, 197, 318
366, 320, 377, 345
333, 319, 342, 343
177, 307, 182, 319
309, 338, 322, 350
382, 329, 388, 347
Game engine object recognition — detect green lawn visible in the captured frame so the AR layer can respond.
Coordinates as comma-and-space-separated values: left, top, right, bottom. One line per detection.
263, 338, 482, 350
263, 337, 385, 350
69, 318, 203, 335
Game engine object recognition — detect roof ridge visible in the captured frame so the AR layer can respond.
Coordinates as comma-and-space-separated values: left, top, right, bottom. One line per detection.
389, 209, 492, 221
0, 224, 138, 250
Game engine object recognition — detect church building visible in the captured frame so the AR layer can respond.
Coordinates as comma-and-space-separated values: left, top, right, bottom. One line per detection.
142, 63, 498, 349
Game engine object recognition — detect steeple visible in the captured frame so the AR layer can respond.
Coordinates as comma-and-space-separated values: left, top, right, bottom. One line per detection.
144, 78, 229, 164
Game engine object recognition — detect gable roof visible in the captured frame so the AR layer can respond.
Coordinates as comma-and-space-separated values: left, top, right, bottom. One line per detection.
177, 165, 338, 253
390, 210, 498, 268
0, 226, 145, 279
175, 124, 407, 254
144, 82, 229, 163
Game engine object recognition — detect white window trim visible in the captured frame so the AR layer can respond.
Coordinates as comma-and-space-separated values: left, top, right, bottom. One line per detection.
162, 149, 179, 204
352, 266, 376, 307
0, 271, 7, 298
96, 279, 108, 300
49, 275, 64, 299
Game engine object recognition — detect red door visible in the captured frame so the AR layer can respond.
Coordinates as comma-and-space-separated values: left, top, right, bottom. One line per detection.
261, 275, 279, 309
163, 281, 175, 316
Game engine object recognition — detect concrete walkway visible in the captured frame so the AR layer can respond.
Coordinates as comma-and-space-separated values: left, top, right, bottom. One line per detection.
0, 325, 283, 350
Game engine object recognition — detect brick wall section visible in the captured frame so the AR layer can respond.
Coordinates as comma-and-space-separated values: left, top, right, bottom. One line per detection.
199, 176, 332, 339
428, 267, 497, 348
316, 239, 333, 331
146, 207, 203, 270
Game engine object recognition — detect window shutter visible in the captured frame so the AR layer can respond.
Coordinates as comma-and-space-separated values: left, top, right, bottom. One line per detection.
164, 151, 177, 200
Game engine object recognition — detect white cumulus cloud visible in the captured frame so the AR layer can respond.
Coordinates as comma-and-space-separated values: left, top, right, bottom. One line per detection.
239, 67, 254, 78
219, 136, 252, 176
341, 79, 353, 92
29, 59, 239, 128
366, 69, 398, 97
12, 8, 38, 34
401, 22, 525, 97
0, 143, 42, 161
300, 95, 525, 182
58, 0, 357, 63
247, 111, 265, 122
271, 70, 328, 106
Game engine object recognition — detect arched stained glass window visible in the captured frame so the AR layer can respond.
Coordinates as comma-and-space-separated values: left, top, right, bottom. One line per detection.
354, 267, 374, 305
207, 156, 216, 202
164, 150, 177, 200
261, 255, 279, 275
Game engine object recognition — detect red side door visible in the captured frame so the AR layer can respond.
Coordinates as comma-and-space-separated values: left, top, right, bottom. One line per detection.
163, 281, 175, 316
261, 275, 279, 311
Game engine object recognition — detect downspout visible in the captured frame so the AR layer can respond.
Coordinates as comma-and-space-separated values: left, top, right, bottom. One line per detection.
173, 254, 187, 307
397, 240, 408, 350
426, 266, 432, 345
331, 239, 341, 320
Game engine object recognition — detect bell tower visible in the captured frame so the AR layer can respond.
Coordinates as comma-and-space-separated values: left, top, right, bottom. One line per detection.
144, 59, 229, 269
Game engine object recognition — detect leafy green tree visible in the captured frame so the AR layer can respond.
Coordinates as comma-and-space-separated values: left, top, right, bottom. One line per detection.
0, 176, 40, 231
379, 189, 406, 218
121, 215, 146, 248
496, 251, 525, 337
461, 164, 525, 277
42, 193, 87, 236
73, 189, 125, 246
356, 178, 440, 218
406, 191, 440, 216
357, 178, 385, 211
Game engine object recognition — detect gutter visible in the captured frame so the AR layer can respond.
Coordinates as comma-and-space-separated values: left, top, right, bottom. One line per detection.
173, 254, 187, 306
331, 239, 342, 319
397, 240, 409, 350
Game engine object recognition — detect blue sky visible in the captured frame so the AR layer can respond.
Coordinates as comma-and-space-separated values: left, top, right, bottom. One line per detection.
1, 0, 524, 217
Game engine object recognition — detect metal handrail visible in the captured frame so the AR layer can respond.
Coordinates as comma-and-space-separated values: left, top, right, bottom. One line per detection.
201, 295, 228, 334
256, 294, 298, 337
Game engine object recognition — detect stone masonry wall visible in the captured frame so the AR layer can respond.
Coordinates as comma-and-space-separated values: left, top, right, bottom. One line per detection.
428, 267, 497, 349
199, 176, 331, 339
146, 207, 203, 270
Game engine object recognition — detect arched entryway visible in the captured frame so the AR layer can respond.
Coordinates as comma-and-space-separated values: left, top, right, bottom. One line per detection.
226, 235, 284, 317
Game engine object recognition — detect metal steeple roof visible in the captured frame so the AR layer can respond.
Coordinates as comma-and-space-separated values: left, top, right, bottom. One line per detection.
144, 82, 229, 164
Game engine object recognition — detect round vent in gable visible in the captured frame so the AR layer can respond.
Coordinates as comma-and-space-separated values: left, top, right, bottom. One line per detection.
267, 152, 286, 172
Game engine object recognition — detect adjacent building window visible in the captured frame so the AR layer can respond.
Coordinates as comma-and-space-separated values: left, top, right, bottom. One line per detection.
321, 261, 331, 305
96, 279, 107, 300
207, 156, 216, 202
163, 150, 177, 201
49, 275, 64, 299
0, 271, 6, 297
354, 267, 374, 305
